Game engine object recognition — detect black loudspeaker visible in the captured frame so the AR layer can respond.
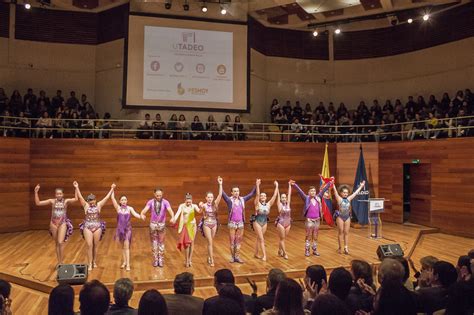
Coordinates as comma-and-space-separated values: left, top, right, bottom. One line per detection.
376, 244, 404, 261
57, 264, 88, 285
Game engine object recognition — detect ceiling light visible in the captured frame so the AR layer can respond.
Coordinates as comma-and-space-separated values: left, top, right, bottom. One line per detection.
407, 18, 413, 24
423, 14, 429, 21
24, 3, 31, 9
220, 7, 227, 15
312, 30, 318, 37
334, 28, 341, 34
201, 4, 208, 12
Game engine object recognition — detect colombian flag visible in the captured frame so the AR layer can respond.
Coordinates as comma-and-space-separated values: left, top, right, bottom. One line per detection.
320, 143, 335, 227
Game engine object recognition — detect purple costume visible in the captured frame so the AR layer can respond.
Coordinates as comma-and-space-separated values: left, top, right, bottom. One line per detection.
146, 198, 171, 267
276, 203, 291, 229
50, 199, 73, 242
79, 205, 106, 240
115, 206, 133, 243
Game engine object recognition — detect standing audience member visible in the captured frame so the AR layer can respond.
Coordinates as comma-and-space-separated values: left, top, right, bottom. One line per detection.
48, 284, 75, 315
107, 278, 137, 315
79, 280, 111, 315
163, 272, 203, 315
66, 91, 80, 110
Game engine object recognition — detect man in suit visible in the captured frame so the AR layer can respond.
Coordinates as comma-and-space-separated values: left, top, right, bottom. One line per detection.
163, 272, 203, 315
107, 278, 137, 315
253, 269, 286, 315
203, 269, 256, 315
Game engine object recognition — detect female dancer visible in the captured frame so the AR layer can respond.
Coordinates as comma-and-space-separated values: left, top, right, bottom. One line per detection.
171, 193, 201, 267
292, 178, 333, 256
111, 190, 142, 271
75, 182, 115, 271
275, 181, 292, 260
222, 178, 257, 263
332, 181, 365, 254
252, 180, 278, 261
34, 182, 77, 266
198, 176, 223, 267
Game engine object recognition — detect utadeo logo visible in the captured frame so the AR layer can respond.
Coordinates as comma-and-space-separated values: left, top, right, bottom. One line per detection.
177, 83, 185, 95
173, 31, 204, 51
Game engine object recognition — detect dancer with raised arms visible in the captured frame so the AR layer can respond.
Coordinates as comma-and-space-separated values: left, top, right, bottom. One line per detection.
140, 188, 175, 267
171, 193, 201, 268
292, 178, 334, 257
222, 178, 257, 263
332, 181, 365, 254
75, 182, 114, 271
275, 181, 293, 260
110, 189, 143, 271
252, 180, 278, 261
34, 182, 77, 267
198, 176, 223, 267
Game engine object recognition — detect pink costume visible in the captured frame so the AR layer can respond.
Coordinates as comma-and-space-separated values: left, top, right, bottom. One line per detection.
146, 198, 171, 267
198, 202, 218, 236
50, 199, 73, 242
79, 205, 106, 240
115, 206, 132, 243
276, 202, 291, 229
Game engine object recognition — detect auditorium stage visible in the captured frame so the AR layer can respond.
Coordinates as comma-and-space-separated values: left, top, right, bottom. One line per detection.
0, 221, 454, 294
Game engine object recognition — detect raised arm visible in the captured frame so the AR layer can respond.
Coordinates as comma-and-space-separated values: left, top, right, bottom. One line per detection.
317, 180, 333, 198
277, 187, 282, 212
348, 181, 365, 201
34, 184, 53, 206
111, 190, 120, 212
254, 179, 261, 208
97, 183, 115, 209
215, 176, 223, 206
243, 183, 257, 202
292, 181, 307, 200
74, 181, 87, 207
268, 181, 279, 207
65, 183, 79, 205
287, 181, 293, 207
332, 183, 343, 203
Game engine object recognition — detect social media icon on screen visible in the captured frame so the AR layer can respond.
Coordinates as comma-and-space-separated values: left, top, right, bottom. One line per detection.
174, 62, 184, 72
196, 63, 206, 74
217, 64, 226, 75
150, 61, 160, 72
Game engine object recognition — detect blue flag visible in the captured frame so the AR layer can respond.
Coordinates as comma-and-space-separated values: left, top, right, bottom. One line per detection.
351, 146, 370, 225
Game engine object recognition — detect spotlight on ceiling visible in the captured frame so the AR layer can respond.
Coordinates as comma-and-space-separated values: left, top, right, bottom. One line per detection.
183, 0, 189, 11
334, 28, 341, 34
201, 4, 208, 13
407, 18, 413, 24
164, 0, 171, 10
312, 30, 318, 37
423, 14, 430, 21
220, 7, 227, 15
24, 3, 31, 9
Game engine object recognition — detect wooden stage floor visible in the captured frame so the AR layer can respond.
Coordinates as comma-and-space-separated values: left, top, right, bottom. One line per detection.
0, 221, 456, 292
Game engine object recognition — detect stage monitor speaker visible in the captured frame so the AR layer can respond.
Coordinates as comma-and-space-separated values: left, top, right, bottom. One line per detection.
376, 244, 404, 261
57, 264, 88, 285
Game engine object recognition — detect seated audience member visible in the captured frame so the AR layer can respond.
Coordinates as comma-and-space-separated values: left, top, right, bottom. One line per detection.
203, 269, 255, 315
215, 284, 246, 315
137, 113, 153, 139
81, 113, 95, 138
98, 113, 112, 139
66, 91, 80, 110
233, 116, 245, 141
303, 265, 327, 310
253, 269, 286, 315
310, 294, 350, 315
51, 90, 64, 112
393, 256, 414, 291
177, 114, 191, 140
378, 258, 405, 285
373, 280, 417, 315
69, 111, 82, 138
469, 249, 474, 273
457, 255, 472, 282
221, 115, 233, 140
416, 261, 458, 315
36, 111, 52, 138
152, 113, 166, 139
205, 115, 219, 140
79, 280, 111, 315
328, 267, 353, 303
48, 284, 75, 315
290, 118, 304, 142
282, 101, 292, 119
167, 114, 179, 139
163, 272, 203, 315
414, 255, 439, 289
0, 279, 12, 315
138, 289, 168, 315
262, 278, 309, 315
14, 111, 30, 137
346, 260, 375, 313
293, 101, 303, 121
108, 278, 136, 315
53, 112, 68, 138
444, 277, 474, 315
274, 109, 288, 125
190, 116, 204, 140
270, 99, 280, 122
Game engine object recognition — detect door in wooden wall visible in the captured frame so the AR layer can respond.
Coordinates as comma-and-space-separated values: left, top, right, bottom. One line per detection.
408, 164, 432, 226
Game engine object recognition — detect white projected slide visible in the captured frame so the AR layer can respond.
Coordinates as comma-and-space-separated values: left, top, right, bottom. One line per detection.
143, 26, 233, 103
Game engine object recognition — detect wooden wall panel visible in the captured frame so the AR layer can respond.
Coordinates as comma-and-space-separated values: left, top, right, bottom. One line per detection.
0, 3, 9, 38
0, 139, 30, 232
336, 143, 379, 197
28, 140, 336, 229
379, 138, 474, 237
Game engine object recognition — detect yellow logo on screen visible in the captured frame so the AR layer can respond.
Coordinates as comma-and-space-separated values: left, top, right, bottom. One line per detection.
177, 83, 185, 95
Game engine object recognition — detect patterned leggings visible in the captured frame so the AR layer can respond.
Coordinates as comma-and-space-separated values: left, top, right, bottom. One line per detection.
150, 223, 166, 265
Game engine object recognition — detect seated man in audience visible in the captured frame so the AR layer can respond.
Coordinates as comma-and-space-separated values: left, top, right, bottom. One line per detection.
414, 255, 439, 289
327, 267, 353, 304
107, 278, 137, 315
415, 261, 458, 315
203, 269, 255, 315
252, 269, 286, 315
457, 255, 472, 282
136, 113, 152, 139
0, 279, 12, 315
79, 280, 111, 315
163, 272, 203, 315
